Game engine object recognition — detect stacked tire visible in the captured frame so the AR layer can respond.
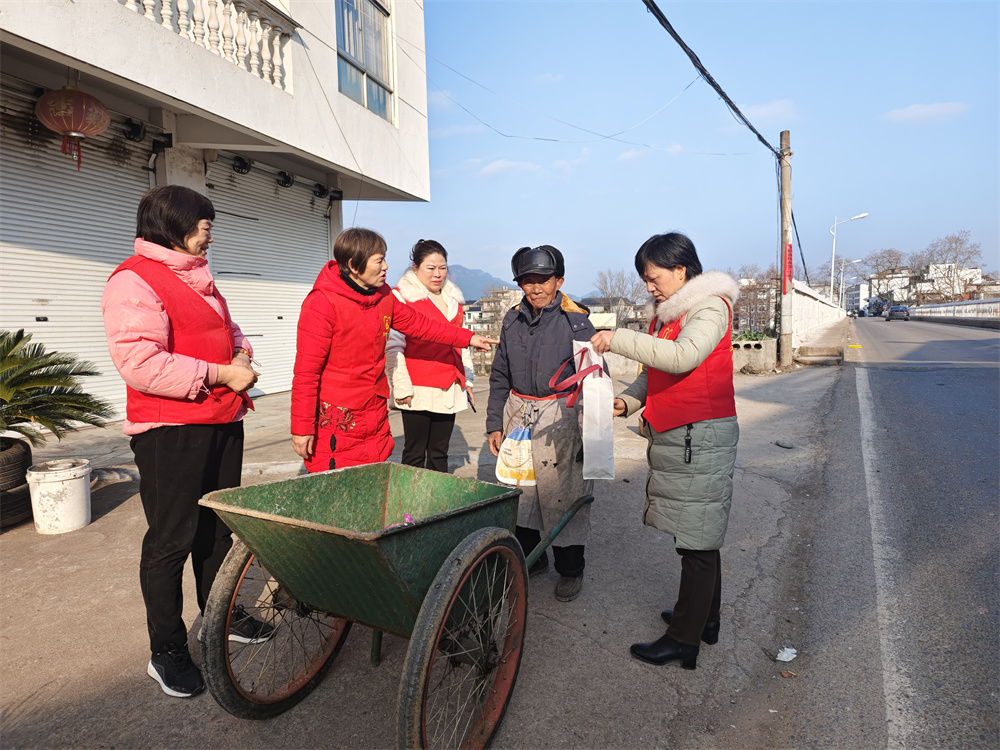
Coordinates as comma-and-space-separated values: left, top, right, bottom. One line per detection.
0, 439, 32, 529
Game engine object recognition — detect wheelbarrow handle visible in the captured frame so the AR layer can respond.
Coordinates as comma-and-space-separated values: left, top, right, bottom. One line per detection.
524, 494, 595, 569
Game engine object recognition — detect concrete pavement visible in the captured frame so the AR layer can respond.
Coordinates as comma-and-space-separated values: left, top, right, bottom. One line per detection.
1, 364, 840, 748
795, 318, 850, 366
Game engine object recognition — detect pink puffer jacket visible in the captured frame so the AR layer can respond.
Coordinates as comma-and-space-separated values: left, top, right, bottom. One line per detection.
102, 238, 252, 435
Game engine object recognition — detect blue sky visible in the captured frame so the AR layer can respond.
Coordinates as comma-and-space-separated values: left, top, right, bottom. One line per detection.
353, 1, 999, 296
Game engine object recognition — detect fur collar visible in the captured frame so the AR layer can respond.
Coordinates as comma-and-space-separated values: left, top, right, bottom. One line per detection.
645, 270, 740, 324
560, 292, 589, 315
394, 268, 466, 318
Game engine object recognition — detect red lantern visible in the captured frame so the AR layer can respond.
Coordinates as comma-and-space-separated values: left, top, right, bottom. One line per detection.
34, 87, 111, 171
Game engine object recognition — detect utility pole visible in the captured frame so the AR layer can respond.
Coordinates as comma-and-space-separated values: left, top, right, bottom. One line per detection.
778, 131, 793, 367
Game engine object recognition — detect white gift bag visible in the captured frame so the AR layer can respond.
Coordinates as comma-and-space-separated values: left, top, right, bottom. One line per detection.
573, 341, 615, 480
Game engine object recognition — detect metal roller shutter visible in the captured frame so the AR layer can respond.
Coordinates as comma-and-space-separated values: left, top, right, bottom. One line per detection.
206, 157, 332, 396
0, 79, 155, 419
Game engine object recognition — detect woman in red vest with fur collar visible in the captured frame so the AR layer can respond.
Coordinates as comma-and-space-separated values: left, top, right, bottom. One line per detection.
290, 229, 495, 472
385, 240, 475, 472
591, 232, 739, 671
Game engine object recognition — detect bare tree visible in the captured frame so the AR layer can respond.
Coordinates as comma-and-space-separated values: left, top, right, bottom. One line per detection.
469, 285, 521, 375
593, 269, 645, 328
860, 248, 906, 301
912, 231, 984, 302
734, 264, 777, 336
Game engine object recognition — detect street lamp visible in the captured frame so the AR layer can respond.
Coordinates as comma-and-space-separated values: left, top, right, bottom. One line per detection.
839, 258, 862, 309
830, 212, 869, 301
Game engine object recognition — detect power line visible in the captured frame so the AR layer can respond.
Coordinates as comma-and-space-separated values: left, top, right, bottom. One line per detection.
791, 208, 809, 286
398, 36, 750, 156
298, 30, 369, 225
398, 35, 694, 144
641, 0, 779, 158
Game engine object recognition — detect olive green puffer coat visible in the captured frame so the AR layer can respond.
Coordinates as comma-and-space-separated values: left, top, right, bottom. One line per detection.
612, 271, 740, 550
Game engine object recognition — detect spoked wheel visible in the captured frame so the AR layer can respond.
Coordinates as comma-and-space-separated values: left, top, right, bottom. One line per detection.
397, 527, 528, 749
202, 541, 352, 719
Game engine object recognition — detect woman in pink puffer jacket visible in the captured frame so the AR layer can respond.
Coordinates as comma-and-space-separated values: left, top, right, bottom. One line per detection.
102, 185, 264, 700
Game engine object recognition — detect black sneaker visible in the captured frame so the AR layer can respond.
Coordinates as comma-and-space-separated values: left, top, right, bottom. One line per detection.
228, 604, 276, 644
147, 644, 205, 698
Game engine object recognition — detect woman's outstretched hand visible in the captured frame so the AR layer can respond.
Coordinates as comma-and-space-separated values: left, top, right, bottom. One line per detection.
590, 330, 614, 355
291, 434, 315, 461
469, 334, 499, 352
613, 398, 627, 417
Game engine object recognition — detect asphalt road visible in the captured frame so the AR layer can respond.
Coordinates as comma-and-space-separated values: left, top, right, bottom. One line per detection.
795, 318, 1000, 749
2, 364, 836, 749
3, 319, 997, 749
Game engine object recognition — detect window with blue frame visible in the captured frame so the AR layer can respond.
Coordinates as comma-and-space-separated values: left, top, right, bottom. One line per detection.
336, 0, 392, 121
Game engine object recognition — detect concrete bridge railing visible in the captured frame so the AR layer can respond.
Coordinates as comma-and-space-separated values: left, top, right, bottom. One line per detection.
791, 280, 845, 348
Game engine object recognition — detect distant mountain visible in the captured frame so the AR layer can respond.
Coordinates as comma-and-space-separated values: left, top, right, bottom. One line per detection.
441, 265, 516, 303
390, 264, 593, 304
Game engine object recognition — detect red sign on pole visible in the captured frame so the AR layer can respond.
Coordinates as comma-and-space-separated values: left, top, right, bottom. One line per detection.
782, 243, 793, 295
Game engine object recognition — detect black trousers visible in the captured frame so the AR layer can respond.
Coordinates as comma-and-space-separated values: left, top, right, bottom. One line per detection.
665, 548, 722, 646
515, 525, 585, 578
400, 410, 456, 473
131, 422, 243, 654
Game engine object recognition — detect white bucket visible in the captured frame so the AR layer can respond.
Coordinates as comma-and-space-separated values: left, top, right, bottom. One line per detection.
26, 459, 92, 534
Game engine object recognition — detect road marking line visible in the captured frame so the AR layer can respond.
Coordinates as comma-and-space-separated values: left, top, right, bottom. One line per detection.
857, 367, 913, 749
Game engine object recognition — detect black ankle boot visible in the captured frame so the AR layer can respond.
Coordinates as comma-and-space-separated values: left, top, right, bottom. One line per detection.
629, 633, 699, 669
660, 609, 720, 645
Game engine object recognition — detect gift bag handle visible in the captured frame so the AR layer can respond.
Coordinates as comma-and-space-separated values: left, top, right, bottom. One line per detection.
548, 348, 602, 408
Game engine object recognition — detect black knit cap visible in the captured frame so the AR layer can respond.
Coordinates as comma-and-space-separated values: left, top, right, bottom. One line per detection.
511, 245, 565, 281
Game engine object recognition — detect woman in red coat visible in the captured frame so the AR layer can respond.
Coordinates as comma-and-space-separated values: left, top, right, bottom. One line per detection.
290, 228, 495, 471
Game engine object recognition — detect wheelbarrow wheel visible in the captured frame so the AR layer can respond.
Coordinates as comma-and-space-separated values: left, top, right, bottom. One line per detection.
397, 527, 528, 749
202, 540, 352, 719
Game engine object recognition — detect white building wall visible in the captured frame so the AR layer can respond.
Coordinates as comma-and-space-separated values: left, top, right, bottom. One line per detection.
0, 0, 430, 201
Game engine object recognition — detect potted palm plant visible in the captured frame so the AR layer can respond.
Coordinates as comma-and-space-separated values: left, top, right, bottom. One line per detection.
1, 329, 114, 528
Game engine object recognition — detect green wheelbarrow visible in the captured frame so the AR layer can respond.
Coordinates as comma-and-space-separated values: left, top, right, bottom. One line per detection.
198, 462, 593, 749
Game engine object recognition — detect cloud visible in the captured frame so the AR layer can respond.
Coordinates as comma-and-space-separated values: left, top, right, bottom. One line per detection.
617, 148, 643, 163
667, 144, 685, 154
553, 148, 590, 175
534, 73, 564, 84
477, 159, 542, 178
879, 102, 968, 123
427, 90, 452, 110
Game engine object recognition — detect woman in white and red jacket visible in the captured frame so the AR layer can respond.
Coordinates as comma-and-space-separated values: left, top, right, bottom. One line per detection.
385, 240, 475, 473
102, 185, 262, 700
290, 228, 495, 472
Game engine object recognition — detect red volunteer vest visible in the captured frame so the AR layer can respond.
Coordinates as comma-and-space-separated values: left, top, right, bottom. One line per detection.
644, 298, 736, 433
397, 296, 466, 390
110, 255, 244, 424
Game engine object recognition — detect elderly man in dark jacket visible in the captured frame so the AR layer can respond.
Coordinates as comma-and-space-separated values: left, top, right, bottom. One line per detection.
487, 245, 597, 602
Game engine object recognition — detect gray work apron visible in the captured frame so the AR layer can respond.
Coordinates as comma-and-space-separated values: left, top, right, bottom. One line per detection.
501, 391, 592, 546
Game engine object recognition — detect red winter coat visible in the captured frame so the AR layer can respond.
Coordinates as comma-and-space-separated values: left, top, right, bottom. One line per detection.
291, 262, 474, 472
